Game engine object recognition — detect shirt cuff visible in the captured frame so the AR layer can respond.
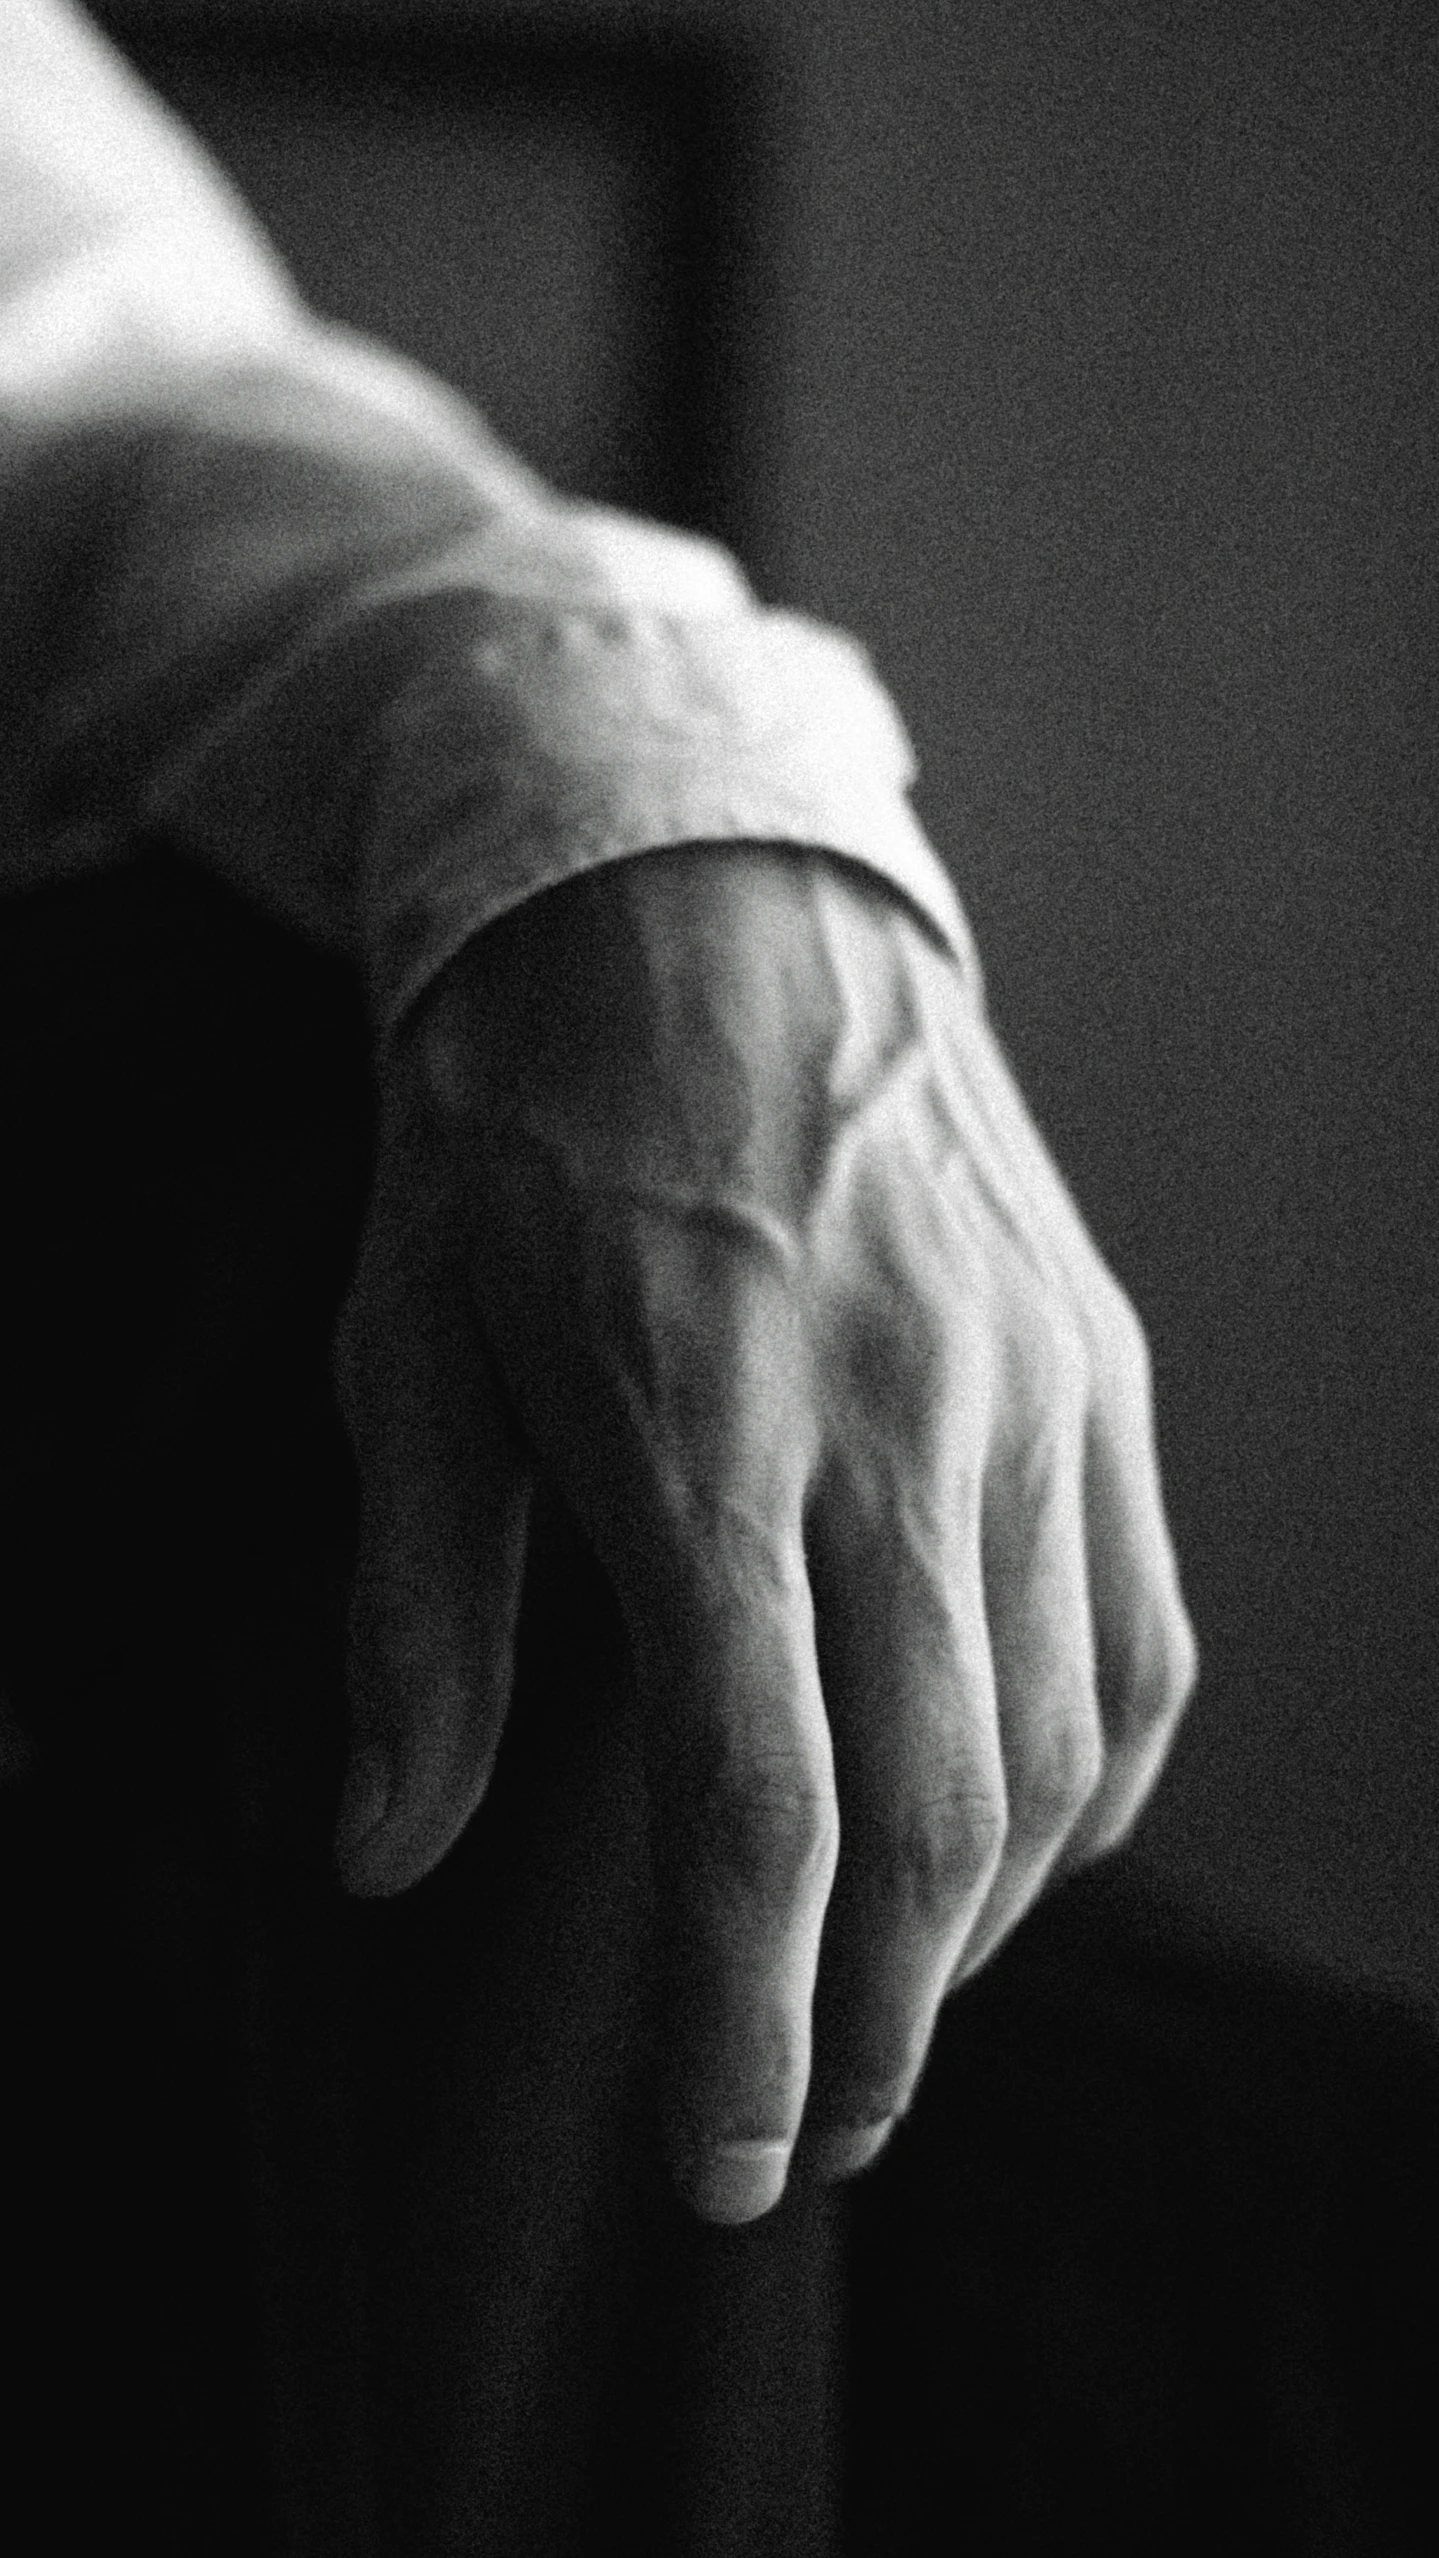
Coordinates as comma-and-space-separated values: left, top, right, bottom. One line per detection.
362, 596, 978, 1044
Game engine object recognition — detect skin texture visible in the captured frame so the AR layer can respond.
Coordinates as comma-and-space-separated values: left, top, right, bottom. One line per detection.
332, 844, 1196, 2224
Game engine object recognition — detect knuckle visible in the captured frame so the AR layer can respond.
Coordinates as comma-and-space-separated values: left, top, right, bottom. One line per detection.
1039, 1305, 1093, 1413
997, 1295, 1090, 1453
985, 1329, 1089, 1523
1161, 1608, 1201, 1715
1006, 1712, 1104, 1844
837, 1269, 959, 1454
695, 1760, 839, 1905
1150, 1608, 1201, 1728
895, 1284, 956, 1415
1092, 1277, 1156, 1404
868, 1773, 1007, 1924
1110, 1601, 1199, 1747
1094, 1266, 1148, 1359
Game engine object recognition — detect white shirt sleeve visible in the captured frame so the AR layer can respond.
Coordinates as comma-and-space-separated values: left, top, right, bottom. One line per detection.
1, 0, 976, 1041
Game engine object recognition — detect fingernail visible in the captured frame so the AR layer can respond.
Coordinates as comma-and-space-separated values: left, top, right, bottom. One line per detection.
796, 2119, 896, 2184
334, 1748, 392, 1868
676, 2138, 792, 2225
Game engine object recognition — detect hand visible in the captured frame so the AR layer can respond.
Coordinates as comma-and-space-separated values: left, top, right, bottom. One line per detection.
331, 845, 1195, 2223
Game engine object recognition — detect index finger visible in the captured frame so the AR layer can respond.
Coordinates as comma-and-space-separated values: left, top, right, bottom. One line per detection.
496, 1202, 837, 2226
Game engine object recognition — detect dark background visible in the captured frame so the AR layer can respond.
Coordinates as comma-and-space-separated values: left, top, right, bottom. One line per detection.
98, 0, 1438, 2010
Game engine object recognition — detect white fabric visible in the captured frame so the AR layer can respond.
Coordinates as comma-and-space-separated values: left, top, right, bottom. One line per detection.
0, 0, 974, 1037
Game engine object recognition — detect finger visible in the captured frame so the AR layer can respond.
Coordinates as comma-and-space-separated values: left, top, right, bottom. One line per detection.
511, 1220, 836, 2228
799, 1445, 1005, 2180
950, 1374, 1104, 1982
332, 1251, 532, 1897
1058, 1343, 1198, 1869
458, 1140, 839, 2225
635, 1515, 838, 2225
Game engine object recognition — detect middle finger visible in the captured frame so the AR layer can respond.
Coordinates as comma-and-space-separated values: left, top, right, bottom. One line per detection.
800, 1433, 1006, 2174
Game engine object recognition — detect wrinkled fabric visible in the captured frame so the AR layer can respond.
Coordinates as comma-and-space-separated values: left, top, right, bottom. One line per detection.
1, 0, 973, 1039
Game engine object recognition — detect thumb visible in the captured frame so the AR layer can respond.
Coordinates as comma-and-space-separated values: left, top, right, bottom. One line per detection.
333, 1252, 532, 1897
